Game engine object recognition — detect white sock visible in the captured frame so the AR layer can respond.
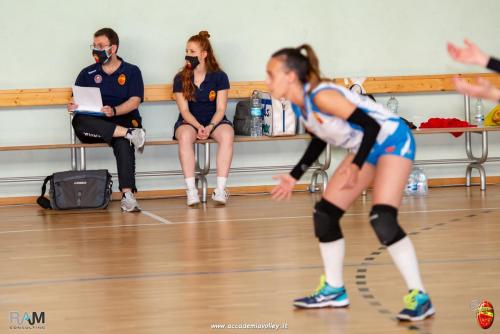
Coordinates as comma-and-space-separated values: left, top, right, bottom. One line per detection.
387, 236, 425, 292
185, 177, 196, 190
216, 176, 227, 190
319, 239, 345, 288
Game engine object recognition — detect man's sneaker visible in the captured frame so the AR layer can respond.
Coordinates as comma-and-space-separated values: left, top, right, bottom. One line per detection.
293, 275, 349, 308
212, 188, 229, 205
126, 128, 146, 153
121, 191, 141, 212
186, 188, 200, 206
397, 289, 435, 321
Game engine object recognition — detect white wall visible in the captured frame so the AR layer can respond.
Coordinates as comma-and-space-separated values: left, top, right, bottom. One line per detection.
1, 0, 500, 197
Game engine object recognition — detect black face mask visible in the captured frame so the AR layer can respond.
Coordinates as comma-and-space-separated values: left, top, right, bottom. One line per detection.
92, 48, 111, 64
185, 56, 200, 69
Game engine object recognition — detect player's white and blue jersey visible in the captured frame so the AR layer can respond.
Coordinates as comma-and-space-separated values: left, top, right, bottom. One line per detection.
292, 82, 415, 165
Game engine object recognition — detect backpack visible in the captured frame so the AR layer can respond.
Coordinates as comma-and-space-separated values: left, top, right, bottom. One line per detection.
233, 100, 252, 136
37, 169, 113, 210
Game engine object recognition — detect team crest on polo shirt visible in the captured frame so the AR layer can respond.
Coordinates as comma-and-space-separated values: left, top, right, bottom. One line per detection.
118, 73, 126, 86
94, 74, 103, 84
208, 90, 216, 101
131, 119, 139, 128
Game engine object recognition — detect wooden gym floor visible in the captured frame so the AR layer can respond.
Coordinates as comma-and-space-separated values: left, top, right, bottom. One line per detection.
0, 186, 499, 334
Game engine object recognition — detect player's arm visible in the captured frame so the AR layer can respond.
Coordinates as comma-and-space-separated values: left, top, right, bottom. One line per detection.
290, 133, 327, 180
487, 57, 500, 73
314, 90, 380, 169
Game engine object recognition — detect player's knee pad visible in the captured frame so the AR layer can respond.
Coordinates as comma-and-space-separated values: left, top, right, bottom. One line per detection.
313, 199, 345, 243
369, 204, 406, 246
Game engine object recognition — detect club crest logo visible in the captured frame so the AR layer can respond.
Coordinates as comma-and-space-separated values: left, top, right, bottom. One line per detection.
209, 90, 216, 102
118, 74, 126, 86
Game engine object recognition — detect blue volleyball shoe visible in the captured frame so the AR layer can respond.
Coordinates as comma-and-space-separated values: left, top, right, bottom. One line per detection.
293, 275, 350, 308
397, 289, 435, 321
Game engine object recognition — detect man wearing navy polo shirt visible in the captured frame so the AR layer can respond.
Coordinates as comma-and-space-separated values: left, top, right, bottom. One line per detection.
67, 28, 145, 212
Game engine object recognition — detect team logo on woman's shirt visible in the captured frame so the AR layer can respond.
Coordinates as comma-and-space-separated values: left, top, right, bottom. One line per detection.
209, 90, 216, 102
118, 74, 127, 86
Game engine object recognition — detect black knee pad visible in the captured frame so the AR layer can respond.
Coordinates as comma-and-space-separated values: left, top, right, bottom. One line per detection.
369, 204, 406, 246
313, 199, 344, 243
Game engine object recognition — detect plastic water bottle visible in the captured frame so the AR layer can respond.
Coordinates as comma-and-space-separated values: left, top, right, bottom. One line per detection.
405, 168, 417, 195
386, 96, 399, 115
475, 98, 484, 127
415, 167, 428, 195
250, 91, 263, 137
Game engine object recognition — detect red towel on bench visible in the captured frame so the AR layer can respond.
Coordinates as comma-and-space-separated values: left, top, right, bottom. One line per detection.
419, 118, 475, 137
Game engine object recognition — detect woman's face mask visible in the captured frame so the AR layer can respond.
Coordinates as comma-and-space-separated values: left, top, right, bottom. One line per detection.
185, 55, 200, 69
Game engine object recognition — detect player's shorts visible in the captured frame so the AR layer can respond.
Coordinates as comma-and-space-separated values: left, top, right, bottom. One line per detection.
365, 117, 415, 166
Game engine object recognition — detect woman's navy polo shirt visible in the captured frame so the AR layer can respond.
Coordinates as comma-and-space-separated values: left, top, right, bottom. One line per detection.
173, 70, 230, 123
74, 56, 144, 127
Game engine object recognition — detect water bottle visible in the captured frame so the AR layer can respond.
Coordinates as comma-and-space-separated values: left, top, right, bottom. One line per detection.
415, 167, 428, 195
475, 98, 484, 127
405, 168, 417, 195
250, 91, 263, 137
386, 96, 399, 115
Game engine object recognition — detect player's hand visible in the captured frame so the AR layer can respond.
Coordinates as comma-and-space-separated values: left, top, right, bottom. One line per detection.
101, 106, 114, 117
67, 98, 78, 113
453, 77, 500, 102
271, 174, 297, 201
197, 126, 209, 140
447, 39, 489, 67
205, 124, 215, 136
339, 163, 359, 189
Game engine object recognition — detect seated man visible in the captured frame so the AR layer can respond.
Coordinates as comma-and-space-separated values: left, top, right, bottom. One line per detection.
67, 27, 146, 212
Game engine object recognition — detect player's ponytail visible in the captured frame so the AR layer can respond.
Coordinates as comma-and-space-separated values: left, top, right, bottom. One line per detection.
296, 44, 321, 86
272, 44, 323, 90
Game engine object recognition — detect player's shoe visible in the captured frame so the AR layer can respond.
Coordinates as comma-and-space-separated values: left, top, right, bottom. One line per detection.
397, 289, 435, 321
293, 275, 349, 308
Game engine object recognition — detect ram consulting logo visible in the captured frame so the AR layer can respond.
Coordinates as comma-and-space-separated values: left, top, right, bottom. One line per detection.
9, 311, 46, 330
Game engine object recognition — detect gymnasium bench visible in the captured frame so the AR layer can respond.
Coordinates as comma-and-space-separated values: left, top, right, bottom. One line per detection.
0, 82, 330, 203
1, 73, 500, 204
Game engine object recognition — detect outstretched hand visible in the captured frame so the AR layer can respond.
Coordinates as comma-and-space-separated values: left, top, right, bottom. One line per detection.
271, 174, 297, 201
453, 77, 500, 102
447, 39, 489, 67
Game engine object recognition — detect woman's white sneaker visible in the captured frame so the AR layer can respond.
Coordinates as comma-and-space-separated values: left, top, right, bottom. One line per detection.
186, 188, 200, 206
212, 188, 229, 205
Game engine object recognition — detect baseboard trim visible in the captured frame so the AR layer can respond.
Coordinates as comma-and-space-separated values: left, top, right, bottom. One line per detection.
1, 177, 498, 206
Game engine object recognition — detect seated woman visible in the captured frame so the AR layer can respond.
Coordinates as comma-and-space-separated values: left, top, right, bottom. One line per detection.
173, 31, 234, 206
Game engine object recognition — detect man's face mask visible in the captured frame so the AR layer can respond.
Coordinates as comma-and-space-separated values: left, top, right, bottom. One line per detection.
92, 47, 112, 64
185, 55, 200, 69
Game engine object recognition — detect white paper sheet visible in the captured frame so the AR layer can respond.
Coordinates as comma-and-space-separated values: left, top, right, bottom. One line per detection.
72, 85, 103, 115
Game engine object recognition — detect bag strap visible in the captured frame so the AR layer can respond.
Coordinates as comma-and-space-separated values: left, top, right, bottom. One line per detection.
36, 175, 52, 209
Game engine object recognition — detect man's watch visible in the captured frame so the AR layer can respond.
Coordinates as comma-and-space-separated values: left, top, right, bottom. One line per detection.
112, 107, 117, 116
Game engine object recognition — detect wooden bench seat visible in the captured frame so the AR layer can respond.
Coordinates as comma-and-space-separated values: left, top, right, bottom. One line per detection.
0, 134, 312, 151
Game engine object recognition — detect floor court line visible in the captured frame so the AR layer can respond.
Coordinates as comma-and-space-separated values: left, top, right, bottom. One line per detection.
141, 210, 173, 224
0, 206, 497, 235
